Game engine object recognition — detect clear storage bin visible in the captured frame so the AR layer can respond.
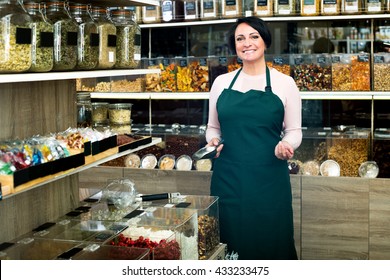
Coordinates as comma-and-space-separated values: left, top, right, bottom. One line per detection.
373, 128, 390, 178
189, 56, 209, 92
109, 103, 132, 125
76, 92, 92, 128
208, 56, 228, 88
373, 53, 390, 91
160, 57, 177, 92
331, 54, 352, 91
0, 0, 32, 73
92, 102, 109, 125
300, 0, 321, 15
269, 54, 291, 76
142, 5, 161, 23
351, 53, 370, 91
71, 244, 150, 260
176, 57, 192, 91
45, 0, 78, 71
144, 57, 162, 92
91, 6, 116, 69
24, 1, 53, 72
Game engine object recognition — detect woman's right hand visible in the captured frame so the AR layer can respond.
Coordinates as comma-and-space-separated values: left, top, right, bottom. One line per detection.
207, 138, 224, 158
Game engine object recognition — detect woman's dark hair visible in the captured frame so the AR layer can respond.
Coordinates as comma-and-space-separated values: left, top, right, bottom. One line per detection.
227, 17, 272, 55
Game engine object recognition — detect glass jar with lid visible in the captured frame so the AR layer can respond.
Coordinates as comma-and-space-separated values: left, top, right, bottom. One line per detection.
23, 1, 53, 72
45, 0, 78, 71
161, 0, 184, 22
76, 92, 92, 128
0, 0, 32, 73
91, 6, 116, 69
200, 0, 219, 20
274, 0, 296, 16
110, 7, 141, 69
221, 0, 243, 18
108, 103, 133, 125
365, 0, 384, 13
141, 5, 161, 23
91, 102, 109, 125
69, 3, 98, 70
300, 0, 321, 15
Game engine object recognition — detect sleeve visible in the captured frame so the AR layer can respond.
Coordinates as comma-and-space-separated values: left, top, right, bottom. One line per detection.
282, 76, 302, 150
205, 75, 224, 143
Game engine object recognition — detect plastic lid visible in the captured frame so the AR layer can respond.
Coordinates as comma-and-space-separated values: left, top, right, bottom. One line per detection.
158, 154, 175, 170
320, 160, 340, 177
358, 161, 379, 178
140, 154, 157, 169
175, 155, 193, 171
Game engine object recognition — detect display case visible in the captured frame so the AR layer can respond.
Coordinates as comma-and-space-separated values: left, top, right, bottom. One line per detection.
69, 243, 150, 260
109, 207, 198, 259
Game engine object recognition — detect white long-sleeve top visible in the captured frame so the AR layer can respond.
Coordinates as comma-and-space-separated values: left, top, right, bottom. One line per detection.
206, 67, 303, 150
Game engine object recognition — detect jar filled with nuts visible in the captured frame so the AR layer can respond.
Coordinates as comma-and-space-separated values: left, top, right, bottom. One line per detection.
69, 4, 99, 70
91, 6, 116, 70
0, 0, 32, 73
109, 103, 132, 125
24, 1, 54, 72
45, 0, 78, 71
110, 7, 141, 69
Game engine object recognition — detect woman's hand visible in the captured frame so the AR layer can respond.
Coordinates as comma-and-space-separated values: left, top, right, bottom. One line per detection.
207, 138, 224, 158
275, 141, 294, 160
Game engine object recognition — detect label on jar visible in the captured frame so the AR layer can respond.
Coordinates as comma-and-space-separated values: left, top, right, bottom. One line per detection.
374, 55, 385, 63
219, 56, 228, 65
90, 33, 99, 47
317, 56, 327, 64
257, 0, 269, 7
199, 58, 207, 66
16, 28, 32, 44
40, 32, 54, 47
332, 55, 341, 63
185, 1, 198, 19
358, 54, 369, 62
67, 32, 78, 46
107, 34, 117, 47
162, 1, 174, 21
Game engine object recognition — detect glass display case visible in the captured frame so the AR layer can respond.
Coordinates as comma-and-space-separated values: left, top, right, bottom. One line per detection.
70, 244, 150, 260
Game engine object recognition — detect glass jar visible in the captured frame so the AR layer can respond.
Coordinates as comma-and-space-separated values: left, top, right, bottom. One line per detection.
91, 6, 116, 69
0, 0, 32, 73
184, 0, 200, 21
341, 0, 362, 14
69, 3, 98, 70
45, 0, 78, 71
91, 102, 109, 125
109, 103, 132, 125
23, 1, 53, 72
161, 0, 184, 22
76, 92, 92, 128
141, 5, 161, 23
274, 0, 296, 16
300, 0, 321, 15
365, 0, 383, 13
221, 0, 243, 18
321, 0, 341, 15
254, 0, 273, 16
125, 6, 142, 24
110, 7, 141, 69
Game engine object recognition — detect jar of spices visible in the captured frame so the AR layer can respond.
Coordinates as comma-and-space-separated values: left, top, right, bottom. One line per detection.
109, 103, 132, 125
365, 0, 384, 13
69, 3, 98, 70
184, 0, 200, 21
110, 7, 141, 69
320, 0, 341, 15
91, 6, 116, 69
23, 1, 54, 72
45, 0, 78, 71
124, 6, 142, 24
76, 92, 92, 128
200, 0, 219, 20
300, 0, 320, 16
161, 0, 184, 22
0, 0, 32, 73
341, 0, 362, 14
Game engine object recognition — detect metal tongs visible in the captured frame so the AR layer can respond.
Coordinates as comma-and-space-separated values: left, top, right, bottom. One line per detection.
192, 139, 224, 161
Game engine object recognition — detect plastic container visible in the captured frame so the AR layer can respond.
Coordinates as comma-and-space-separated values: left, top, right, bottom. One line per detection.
76, 92, 92, 128
0, 0, 32, 73
254, 0, 273, 16
175, 155, 193, 170
108, 103, 132, 125
184, 0, 200, 21
91, 6, 117, 69
321, 0, 341, 15
300, 0, 321, 15
141, 154, 158, 169
175, 57, 191, 91
144, 57, 162, 92
351, 53, 370, 91
270, 54, 290, 76
294, 127, 331, 164
91, 102, 109, 125
331, 54, 352, 91
274, 0, 296, 16
161, 0, 184, 22
24, 1, 54, 72
158, 154, 176, 170
110, 122, 132, 134
111, 7, 141, 69
124, 153, 141, 168
194, 159, 212, 171
365, 0, 383, 14
358, 161, 379, 178
200, 0, 219, 20
373, 53, 390, 91
320, 160, 341, 176
45, 1, 78, 71
221, 0, 242, 18
189, 57, 209, 92
142, 5, 161, 23
160, 58, 177, 92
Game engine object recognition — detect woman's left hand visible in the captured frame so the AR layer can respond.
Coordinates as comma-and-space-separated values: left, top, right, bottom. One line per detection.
274, 141, 294, 160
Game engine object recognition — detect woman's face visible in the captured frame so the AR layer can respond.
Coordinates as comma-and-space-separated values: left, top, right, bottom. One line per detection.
234, 23, 266, 63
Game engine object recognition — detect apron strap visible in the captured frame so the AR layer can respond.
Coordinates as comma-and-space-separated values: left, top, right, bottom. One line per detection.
228, 68, 242, 89
265, 66, 272, 93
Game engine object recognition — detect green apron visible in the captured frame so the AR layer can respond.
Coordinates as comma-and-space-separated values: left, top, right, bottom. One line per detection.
210, 67, 297, 260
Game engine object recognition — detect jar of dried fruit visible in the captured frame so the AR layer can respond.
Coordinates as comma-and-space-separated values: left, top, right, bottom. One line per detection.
0, 0, 32, 73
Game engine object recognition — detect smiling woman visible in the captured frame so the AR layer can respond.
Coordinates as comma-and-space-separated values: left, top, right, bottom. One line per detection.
205, 16, 302, 260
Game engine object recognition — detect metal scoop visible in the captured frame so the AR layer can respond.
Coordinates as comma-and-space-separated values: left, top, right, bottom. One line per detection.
192, 139, 224, 161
